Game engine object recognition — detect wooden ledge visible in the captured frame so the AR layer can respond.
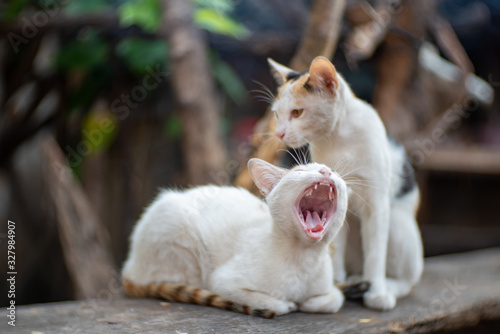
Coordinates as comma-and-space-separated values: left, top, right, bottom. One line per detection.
4, 248, 500, 334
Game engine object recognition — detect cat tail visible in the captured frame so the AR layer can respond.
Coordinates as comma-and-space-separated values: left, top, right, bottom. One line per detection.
336, 282, 370, 301
123, 278, 277, 319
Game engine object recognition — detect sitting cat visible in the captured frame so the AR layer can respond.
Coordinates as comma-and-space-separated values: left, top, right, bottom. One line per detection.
122, 159, 349, 318
267, 57, 423, 311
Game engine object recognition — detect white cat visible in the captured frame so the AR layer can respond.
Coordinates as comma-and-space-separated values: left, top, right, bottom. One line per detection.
122, 159, 349, 318
268, 57, 423, 311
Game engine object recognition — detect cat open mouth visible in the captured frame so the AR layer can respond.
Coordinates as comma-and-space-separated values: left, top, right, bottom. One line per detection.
295, 181, 337, 240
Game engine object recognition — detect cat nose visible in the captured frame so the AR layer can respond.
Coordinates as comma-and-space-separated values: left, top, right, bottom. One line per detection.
318, 167, 331, 177
275, 131, 285, 140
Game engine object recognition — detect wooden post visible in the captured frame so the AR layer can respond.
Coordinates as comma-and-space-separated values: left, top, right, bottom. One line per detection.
162, 0, 227, 185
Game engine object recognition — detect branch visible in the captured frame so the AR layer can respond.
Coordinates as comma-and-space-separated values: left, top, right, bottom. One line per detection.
291, 0, 347, 71
40, 135, 115, 299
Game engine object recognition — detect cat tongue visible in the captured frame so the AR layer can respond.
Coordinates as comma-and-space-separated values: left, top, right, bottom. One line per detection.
305, 211, 324, 232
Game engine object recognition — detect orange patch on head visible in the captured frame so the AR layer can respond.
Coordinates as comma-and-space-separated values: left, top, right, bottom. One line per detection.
291, 75, 312, 98
276, 74, 311, 100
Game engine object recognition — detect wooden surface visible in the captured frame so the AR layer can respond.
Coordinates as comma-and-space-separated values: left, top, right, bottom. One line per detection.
4, 248, 500, 334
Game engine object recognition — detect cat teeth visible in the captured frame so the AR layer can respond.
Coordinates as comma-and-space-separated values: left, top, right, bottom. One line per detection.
314, 184, 318, 190
329, 186, 334, 200
305, 189, 313, 197
321, 211, 327, 223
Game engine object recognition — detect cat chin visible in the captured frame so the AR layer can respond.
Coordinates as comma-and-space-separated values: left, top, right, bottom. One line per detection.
283, 140, 308, 150
294, 180, 337, 242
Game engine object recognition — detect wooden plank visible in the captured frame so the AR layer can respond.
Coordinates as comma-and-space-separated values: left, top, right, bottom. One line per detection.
4, 248, 500, 334
417, 147, 500, 175
422, 225, 500, 256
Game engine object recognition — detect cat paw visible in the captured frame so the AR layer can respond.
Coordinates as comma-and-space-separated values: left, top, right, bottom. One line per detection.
273, 300, 298, 316
363, 291, 396, 311
300, 288, 344, 313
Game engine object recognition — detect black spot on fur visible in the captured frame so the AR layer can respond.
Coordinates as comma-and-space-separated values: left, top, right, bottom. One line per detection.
252, 309, 277, 319
387, 135, 417, 198
224, 301, 235, 311
286, 71, 307, 82
343, 282, 370, 301
281, 145, 311, 168
174, 285, 188, 302
397, 156, 417, 198
303, 81, 314, 92
206, 294, 218, 306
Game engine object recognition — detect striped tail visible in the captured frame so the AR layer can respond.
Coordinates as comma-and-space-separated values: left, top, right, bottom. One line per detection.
123, 278, 276, 319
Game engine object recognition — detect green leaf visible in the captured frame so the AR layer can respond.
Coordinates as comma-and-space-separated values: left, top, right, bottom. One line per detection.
62, 0, 112, 16
164, 114, 182, 140
194, 8, 250, 39
81, 110, 118, 154
54, 29, 109, 70
115, 38, 168, 75
118, 0, 161, 33
1, 0, 32, 21
193, 0, 235, 14
66, 68, 111, 113
212, 58, 247, 106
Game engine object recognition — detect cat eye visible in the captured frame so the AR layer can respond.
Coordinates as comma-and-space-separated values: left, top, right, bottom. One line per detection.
291, 109, 304, 118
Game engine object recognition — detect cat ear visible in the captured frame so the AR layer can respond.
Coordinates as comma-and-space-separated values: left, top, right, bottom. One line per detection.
248, 158, 287, 196
268, 58, 297, 86
305, 56, 338, 94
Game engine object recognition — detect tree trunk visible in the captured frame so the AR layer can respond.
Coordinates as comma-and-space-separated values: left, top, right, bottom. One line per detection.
162, 0, 227, 185
290, 0, 347, 71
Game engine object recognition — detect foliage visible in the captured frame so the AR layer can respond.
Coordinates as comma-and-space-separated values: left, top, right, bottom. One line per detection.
117, 0, 249, 38
116, 38, 169, 76
164, 114, 183, 140
118, 0, 161, 33
63, 0, 113, 16
211, 55, 248, 106
194, 8, 249, 39
1, 0, 32, 21
82, 109, 119, 153
4, 0, 250, 162
54, 29, 110, 70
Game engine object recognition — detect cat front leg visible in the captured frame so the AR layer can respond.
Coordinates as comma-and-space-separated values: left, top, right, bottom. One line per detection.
360, 197, 396, 311
299, 286, 344, 313
331, 224, 348, 283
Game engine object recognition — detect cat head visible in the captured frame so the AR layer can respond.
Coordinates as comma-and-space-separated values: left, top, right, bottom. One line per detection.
267, 57, 344, 148
248, 158, 347, 244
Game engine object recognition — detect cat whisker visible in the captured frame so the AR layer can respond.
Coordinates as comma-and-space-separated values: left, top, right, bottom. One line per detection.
251, 81, 276, 104
340, 165, 366, 179
280, 148, 303, 166
348, 188, 372, 211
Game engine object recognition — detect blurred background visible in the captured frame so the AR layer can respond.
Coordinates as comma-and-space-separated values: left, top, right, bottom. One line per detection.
0, 0, 499, 307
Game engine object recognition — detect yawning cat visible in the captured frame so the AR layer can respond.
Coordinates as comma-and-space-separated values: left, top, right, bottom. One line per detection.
267, 57, 423, 311
122, 159, 349, 317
